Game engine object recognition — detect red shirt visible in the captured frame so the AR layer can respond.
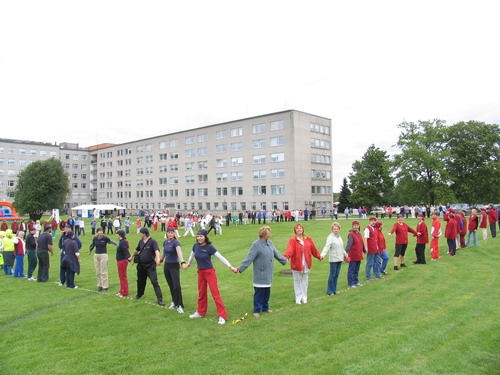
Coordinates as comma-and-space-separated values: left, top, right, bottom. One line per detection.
346, 230, 364, 261
389, 222, 418, 245
364, 226, 379, 253
377, 229, 386, 252
416, 221, 429, 244
479, 211, 488, 228
445, 215, 458, 239
468, 215, 478, 231
431, 218, 441, 238
488, 208, 498, 224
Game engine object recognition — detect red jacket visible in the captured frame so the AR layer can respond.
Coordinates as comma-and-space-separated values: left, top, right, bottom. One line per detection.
459, 215, 467, 236
444, 214, 458, 239
488, 208, 498, 224
14, 238, 26, 255
346, 230, 364, 261
284, 235, 321, 271
431, 218, 441, 238
364, 226, 379, 253
479, 211, 488, 228
468, 215, 478, 231
416, 221, 429, 244
389, 222, 418, 245
377, 229, 386, 252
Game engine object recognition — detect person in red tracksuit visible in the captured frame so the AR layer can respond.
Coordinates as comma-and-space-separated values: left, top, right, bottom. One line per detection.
430, 212, 441, 260
345, 221, 365, 288
388, 215, 419, 270
413, 214, 428, 264
479, 207, 488, 241
444, 212, 459, 256
487, 204, 498, 239
459, 211, 467, 248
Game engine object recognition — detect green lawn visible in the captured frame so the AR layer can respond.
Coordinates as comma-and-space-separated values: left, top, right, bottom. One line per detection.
1, 218, 498, 374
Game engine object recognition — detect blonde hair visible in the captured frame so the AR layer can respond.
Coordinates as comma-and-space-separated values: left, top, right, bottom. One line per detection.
258, 226, 271, 238
331, 222, 341, 230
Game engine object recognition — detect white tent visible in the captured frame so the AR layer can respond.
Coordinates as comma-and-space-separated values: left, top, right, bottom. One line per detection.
71, 204, 126, 218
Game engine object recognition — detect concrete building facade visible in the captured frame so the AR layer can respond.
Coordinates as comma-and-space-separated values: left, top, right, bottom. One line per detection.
1, 110, 333, 213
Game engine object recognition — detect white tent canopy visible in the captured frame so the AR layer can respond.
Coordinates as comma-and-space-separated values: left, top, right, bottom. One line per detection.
71, 204, 126, 218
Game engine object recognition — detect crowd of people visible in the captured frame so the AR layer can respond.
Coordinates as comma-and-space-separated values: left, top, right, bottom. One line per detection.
0, 203, 497, 325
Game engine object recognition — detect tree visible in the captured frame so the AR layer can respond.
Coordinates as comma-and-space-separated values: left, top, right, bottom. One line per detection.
14, 158, 69, 220
446, 121, 500, 204
349, 145, 394, 209
338, 177, 351, 211
393, 119, 451, 205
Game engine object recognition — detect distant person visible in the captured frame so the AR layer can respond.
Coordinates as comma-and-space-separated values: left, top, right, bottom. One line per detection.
283, 223, 322, 304
363, 217, 382, 280
487, 204, 497, 238
236, 226, 287, 317
430, 212, 442, 260
36, 225, 54, 282
320, 222, 347, 295
444, 212, 458, 256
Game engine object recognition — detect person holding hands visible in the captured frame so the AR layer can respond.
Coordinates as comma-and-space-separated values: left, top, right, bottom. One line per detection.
320, 222, 347, 295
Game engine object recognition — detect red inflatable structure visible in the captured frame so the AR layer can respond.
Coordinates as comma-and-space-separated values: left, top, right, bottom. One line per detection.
0, 201, 22, 221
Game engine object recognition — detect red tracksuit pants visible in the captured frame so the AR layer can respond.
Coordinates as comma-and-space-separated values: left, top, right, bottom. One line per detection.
117, 260, 129, 296
431, 237, 440, 259
197, 268, 228, 320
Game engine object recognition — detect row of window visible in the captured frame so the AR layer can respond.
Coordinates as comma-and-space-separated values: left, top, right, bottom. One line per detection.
0, 147, 58, 157
64, 154, 87, 160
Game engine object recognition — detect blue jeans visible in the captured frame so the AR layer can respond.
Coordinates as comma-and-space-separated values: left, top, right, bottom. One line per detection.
14, 254, 25, 277
365, 253, 381, 279
465, 231, 477, 246
347, 261, 360, 286
377, 250, 389, 272
327, 262, 342, 294
253, 287, 271, 313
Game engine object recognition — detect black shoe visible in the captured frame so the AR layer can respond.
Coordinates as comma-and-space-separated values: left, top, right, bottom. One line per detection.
97, 287, 103, 292
133, 295, 143, 300
412, 261, 419, 264
394, 266, 400, 270
381, 271, 388, 275
158, 300, 165, 306
400, 263, 407, 268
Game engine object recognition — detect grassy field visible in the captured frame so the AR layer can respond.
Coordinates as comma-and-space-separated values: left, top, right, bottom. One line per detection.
1, 217, 498, 374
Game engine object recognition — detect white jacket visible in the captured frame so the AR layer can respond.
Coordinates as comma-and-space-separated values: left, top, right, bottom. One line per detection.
320, 233, 347, 262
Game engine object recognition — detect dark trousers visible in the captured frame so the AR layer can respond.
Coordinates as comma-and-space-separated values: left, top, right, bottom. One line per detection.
60, 252, 66, 284
91, 227, 96, 235
415, 244, 426, 264
37, 250, 50, 282
347, 261, 361, 287
136, 263, 163, 301
447, 238, 457, 256
63, 267, 76, 288
27, 249, 37, 277
253, 287, 271, 313
490, 223, 497, 238
164, 263, 183, 307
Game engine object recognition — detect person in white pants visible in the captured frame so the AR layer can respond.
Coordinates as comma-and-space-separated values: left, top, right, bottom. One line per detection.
283, 223, 322, 304
183, 217, 195, 237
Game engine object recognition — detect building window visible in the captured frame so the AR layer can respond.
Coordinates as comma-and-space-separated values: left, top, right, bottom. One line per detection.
310, 138, 331, 150
230, 142, 243, 152
311, 154, 331, 164
136, 168, 144, 175
197, 188, 208, 197
271, 185, 285, 195
231, 187, 243, 196
231, 171, 243, 181
216, 159, 227, 168
252, 139, 266, 149
270, 152, 285, 163
270, 120, 284, 131
271, 169, 285, 178
198, 174, 208, 183
170, 152, 178, 159
311, 186, 332, 195
198, 147, 208, 156
310, 123, 330, 135
185, 136, 195, 145
136, 145, 144, 153
270, 136, 285, 146
185, 162, 194, 171
231, 157, 243, 166
185, 188, 195, 197
311, 170, 331, 180
216, 187, 228, 196
216, 173, 228, 182
145, 144, 152, 152
169, 177, 178, 184
216, 130, 228, 139
198, 160, 208, 169
170, 164, 178, 172
185, 149, 196, 158
185, 175, 195, 184
216, 144, 227, 153
198, 134, 208, 143
159, 141, 166, 149
253, 154, 266, 164
170, 139, 179, 147
253, 170, 266, 179
146, 155, 153, 163
252, 123, 266, 134
231, 127, 242, 137
253, 185, 266, 195
137, 157, 144, 164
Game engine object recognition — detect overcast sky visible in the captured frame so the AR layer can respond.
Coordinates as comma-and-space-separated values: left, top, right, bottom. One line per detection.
1, 0, 498, 189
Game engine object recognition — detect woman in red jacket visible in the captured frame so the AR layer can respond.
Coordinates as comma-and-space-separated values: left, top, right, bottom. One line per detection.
444, 212, 458, 256
346, 221, 365, 288
284, 223, 321, 304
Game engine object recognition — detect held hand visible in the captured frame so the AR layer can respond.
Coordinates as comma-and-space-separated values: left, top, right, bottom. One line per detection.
182, 263, 189, 270
128, 256, 133, 262
231, 267, 239, 273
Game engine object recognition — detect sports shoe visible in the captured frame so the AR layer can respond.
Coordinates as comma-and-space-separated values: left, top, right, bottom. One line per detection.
356, 283, 363, 287
102, 288, 109, 291
218, 317, 226, 325
189, 311, 203, 318
394, 266, 400, 270
177, 306, 185, 314
350, 285, 356, 288
115, 293, 123, 297
168, 302, 176, 309
400, 263, 407, 268
381, 271, 388, 275
57, 282, 64, 286
133, 295, 143, 300
254, 313, 261, 317
158, 300, 165, 306
97, 287, 103, 292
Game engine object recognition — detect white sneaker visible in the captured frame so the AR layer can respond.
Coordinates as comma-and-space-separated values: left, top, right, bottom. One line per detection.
168, 302, 176, 309
218, 317, 226, 325
302, 300, 308, 304
57, 282, 63, 286
177, 306, 185, 314
73, 286, 78, 289
295, 300, 301, 305
189, 311, 203, 318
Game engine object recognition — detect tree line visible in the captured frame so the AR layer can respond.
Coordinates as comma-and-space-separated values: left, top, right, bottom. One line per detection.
338, 119, 500, 210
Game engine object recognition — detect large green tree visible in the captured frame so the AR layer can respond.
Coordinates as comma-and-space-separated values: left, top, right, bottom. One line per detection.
338, 177, 351, 211
13, 158, 69, 220
446, 121, 500, 204
393, 119, 451, 205
349, 145, 394, 209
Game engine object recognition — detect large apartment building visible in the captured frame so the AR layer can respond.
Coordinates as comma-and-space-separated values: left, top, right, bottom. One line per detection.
1, 110, 333, 213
